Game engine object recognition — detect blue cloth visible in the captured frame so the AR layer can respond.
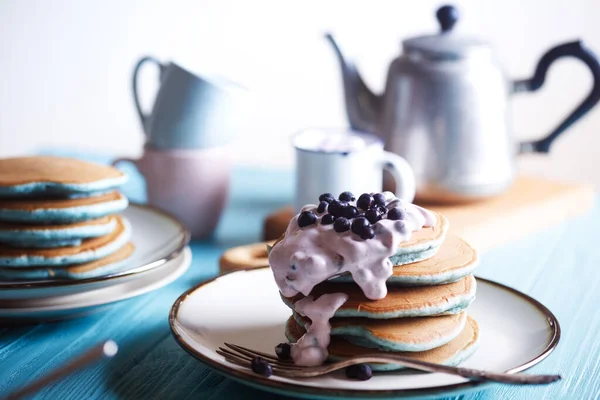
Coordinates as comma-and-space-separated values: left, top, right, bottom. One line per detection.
0, 151, 597, 399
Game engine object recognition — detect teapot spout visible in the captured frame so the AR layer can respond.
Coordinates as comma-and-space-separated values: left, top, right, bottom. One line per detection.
325, 33, 382, 134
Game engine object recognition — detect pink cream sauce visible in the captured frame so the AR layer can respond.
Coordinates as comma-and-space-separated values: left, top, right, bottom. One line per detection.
268, 192, 436, 366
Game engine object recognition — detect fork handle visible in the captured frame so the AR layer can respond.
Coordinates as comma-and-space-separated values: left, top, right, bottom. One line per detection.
359, 355, 560, 385
4, 341, 118, 400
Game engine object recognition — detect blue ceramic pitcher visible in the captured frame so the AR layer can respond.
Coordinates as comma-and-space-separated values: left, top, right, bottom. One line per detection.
132, 57, 244, 150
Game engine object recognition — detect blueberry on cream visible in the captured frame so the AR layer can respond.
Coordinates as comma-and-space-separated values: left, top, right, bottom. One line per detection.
351, 216, 370, 235
365, 208, 381, 224
342, 205, 359, 219
373, 193, 386, 207
269, 191, 436, 367
317, 201, 328, 214
327, 200, 345, 218
333, 217, 350, 233
338, 191, 355, 202
318, 193, 335, 203
297, 211, 317, 228
320, 214, 335, 225
357, 193, 374, 211
388, 207, 406, 221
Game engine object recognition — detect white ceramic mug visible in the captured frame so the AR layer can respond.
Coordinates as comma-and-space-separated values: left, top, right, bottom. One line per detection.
293, 129, 416, 212
132, 57, 245, 150
113, 145, 231, 239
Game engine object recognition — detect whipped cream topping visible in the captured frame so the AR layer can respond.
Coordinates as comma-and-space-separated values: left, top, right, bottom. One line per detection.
269, 191, 436, 366
290, 293, 349, 366
269, 192, 436, 301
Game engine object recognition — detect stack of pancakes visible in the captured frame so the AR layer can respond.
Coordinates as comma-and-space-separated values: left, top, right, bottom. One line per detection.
280, 213, 481, 370
0, 156, 134, 280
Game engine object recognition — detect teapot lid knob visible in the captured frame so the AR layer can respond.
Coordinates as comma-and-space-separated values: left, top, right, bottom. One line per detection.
436, 5, 459, 33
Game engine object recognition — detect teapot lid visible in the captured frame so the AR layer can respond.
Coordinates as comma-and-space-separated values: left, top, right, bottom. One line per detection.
403, 5, 490, 60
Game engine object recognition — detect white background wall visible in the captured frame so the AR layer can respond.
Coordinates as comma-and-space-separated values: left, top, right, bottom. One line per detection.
1, 0, 599, 187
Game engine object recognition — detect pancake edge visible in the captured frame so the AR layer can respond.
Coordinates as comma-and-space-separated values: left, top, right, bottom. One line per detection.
331, 244, 443, 284
0, 242, 136, 280
0, 196, 129, 223
0, 176, 128, 197
0, 217, 132, 267
0, 217, 117, 242
285, 317, 481, 371
280, 276, 477, 319
1, 238, 84, 248
386, 256, 480, 286
293, 312, 468, 352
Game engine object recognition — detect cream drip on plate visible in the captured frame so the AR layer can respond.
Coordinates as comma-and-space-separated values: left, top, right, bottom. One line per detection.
290, 293, 349, 366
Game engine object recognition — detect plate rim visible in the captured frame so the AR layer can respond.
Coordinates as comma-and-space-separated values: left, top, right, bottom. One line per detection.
0, 203, 191, 290
168, 267, 561, 399
0, 247, 192, 313
0, 247, 192, 322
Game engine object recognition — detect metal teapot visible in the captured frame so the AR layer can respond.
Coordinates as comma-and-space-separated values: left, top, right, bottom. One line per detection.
327, 5, 600, 203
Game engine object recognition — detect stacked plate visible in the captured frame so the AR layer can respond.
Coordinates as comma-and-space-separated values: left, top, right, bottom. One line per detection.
0, 156, 190, 321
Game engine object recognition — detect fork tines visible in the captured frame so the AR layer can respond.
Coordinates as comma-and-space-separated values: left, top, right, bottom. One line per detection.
218, 342, 302, 370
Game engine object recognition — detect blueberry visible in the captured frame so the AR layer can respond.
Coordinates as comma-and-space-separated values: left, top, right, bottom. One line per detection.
251, 357, 273, 377
328, 200, 345, 218
357, 193, 374, 210
319, 193, 335, 203
297, 211, 317, 228
351, 217, 370, 235
334, 217, 351, 233
338, 191, 355, 202
275, 343, 291, 360
373, 193, 386, 207
342, 205, 359, 219
321, 214, 335, 225
387, 208, 406, 220
345, 364, 372, 380
360, 226, 375, 240
317, 201, 328, 214
365, 209, 381, 224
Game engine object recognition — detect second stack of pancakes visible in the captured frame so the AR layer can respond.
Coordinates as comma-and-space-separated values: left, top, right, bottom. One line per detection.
281, 212, 481, 370
0, 156, 134, 281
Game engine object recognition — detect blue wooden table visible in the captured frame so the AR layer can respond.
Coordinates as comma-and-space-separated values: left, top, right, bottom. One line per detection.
1, 153, 599, 400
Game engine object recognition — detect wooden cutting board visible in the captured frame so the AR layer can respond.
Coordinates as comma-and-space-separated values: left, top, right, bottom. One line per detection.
262, 176, 596, 253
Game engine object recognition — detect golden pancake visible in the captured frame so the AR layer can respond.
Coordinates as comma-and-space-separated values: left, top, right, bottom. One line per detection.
0, 216, 131, 268
397, 212, 448, 249
62, 242, 135, 274
286, 315, 480, 370
0, 215, 127, 257
0, 215, 114, 231
388, 235, 479, 285
282, 275, 476, 318
0, 242, 135, 280
0, 191, 125, 211
294, 311, 467, 351
0, 156, 124, 186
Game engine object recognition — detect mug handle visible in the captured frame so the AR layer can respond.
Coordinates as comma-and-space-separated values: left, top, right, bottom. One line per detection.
132, 56, 165, 136
379, 151, 416, 203
512, 41, 600, 153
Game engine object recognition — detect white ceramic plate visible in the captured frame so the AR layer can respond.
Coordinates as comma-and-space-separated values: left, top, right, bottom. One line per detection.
169, 268, 560, 399
0, 247, 191, 321
0, 204, 190, 300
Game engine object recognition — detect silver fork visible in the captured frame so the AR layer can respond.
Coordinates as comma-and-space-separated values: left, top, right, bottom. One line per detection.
217, 343, 561, 385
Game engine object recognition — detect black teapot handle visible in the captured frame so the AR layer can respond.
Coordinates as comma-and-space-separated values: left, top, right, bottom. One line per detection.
512, 41, 600, 153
